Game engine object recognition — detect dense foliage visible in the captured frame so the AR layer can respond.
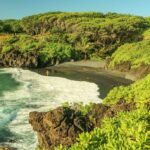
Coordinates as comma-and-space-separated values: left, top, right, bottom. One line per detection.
0, 35, 38, 53
39, 42, 73, 64
0, 35, 74, 65
108, 40, 150, 69
104, 74, 150, 104
0, 19, 23, 33
55, 105, 149, 150
0, 12, 150, 61
54, 74, 150, 150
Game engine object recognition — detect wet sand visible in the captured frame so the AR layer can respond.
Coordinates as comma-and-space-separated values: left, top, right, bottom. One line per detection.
32, 61, 133, 99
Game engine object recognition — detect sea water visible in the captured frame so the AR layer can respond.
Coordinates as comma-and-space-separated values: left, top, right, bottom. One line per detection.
0, 68, 100, 150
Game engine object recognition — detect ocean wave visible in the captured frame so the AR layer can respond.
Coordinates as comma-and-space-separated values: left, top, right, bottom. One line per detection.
0, 68, 101, 149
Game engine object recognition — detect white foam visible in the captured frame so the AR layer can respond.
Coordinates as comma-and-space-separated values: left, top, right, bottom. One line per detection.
0, 68, 101, 150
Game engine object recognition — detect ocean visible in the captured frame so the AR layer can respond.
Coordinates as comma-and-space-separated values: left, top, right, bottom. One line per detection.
0, 68, 100, 149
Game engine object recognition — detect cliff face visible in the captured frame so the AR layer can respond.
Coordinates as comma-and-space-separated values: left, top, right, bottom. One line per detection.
0, 50, 38, 68
29, 102, 135, 150
29, 107, 93, 150
106, 58, 150, 79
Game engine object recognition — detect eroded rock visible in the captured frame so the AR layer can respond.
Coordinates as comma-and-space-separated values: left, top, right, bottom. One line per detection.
29, 107, 93, 150
29, 102, 136, 150
88, 101, 136, 127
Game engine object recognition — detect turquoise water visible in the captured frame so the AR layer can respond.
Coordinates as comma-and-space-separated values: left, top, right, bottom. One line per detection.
0, 72, 20, 145
0, 72, 21, 96
0, 68, 100, 149
0, 71, 23, 145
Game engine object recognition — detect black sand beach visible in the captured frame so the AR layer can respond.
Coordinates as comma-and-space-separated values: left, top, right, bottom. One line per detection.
32, 61, 133, 99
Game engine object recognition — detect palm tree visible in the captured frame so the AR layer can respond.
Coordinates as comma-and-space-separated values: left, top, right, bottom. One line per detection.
76, 36, 93, 60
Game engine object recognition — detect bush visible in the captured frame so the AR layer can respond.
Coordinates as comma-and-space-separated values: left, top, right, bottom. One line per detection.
103, 74, 150, 104
108, 40, 150, 69
39, 43, 73, 64
55, 105, 150, 150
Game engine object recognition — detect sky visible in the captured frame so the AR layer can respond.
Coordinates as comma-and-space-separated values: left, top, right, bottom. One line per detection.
0, 0, 150, 19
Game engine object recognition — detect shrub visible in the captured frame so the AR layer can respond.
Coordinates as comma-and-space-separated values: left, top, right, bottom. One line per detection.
55, 105, 150, 150
109, 40, 150, 69
103, 74, 150, 104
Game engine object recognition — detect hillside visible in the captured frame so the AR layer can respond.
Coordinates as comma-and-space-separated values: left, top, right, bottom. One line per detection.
29, 74, 150, 150
0, 12, 150, 150
0, 12, 150, 71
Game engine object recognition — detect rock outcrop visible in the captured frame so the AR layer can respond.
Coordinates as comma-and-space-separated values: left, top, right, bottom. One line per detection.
29, 107, 93, 150
105, 58, 150, 79
0, 50, 38, 68
131, 63, 150, 79
88, 101, 136, 127
29, 101, 136, 150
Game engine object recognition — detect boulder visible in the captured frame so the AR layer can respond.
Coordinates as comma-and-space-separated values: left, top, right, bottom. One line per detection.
115, 61, 131, 72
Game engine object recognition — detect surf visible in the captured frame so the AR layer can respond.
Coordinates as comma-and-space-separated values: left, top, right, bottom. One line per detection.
0, 68, 100, 149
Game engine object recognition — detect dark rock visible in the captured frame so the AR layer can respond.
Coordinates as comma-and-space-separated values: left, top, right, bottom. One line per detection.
88, 104, 110, 127
88, 101, 136, 127
105, 58, 132, 72
29, 102, 136, 149
115, 61, 131, 72
106, 59, 150, 79
0, 50, 39, 68
105, 101, 136, 118
29, 107, 93, 150
131, 64, 150, 79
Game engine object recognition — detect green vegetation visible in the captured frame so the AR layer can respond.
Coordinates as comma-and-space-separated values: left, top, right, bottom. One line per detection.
108, 40, 150, 69
55, 105, 149, 150
104, 74, 150, 104
0, 19, 23, 34
143, 28, 150, 39
0, 35, 38, 53
0, 12, 150, 149
55, 75, 150, 150
39, 43, 73, 64
1, 12, 150, 65
0, 34, 74, 65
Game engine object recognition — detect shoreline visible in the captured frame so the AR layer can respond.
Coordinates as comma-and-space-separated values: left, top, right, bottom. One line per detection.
0, 61, 141, 149
31, 60, 133, 99
0, 60, 134, 99
46, 60, 137, 81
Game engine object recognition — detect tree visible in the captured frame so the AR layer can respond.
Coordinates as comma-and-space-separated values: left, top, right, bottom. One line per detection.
39, 43, 73, 65
76, 36, 93, 60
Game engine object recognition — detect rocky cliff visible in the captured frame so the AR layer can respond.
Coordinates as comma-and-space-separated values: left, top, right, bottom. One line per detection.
29, 107, 93, 150
29, 101, 136, 150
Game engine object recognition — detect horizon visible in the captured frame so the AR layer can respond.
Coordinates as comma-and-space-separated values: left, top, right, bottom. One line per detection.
0, 0, 150, 19
0, 11, 148, 21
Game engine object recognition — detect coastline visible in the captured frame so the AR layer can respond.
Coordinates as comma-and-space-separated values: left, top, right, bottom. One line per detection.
0, 60, 135, 99
31, 60, 133, 99
51, 60, 137, 81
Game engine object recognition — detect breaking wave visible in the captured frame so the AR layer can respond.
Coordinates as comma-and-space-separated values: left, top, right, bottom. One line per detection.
0, 68, 100, 149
